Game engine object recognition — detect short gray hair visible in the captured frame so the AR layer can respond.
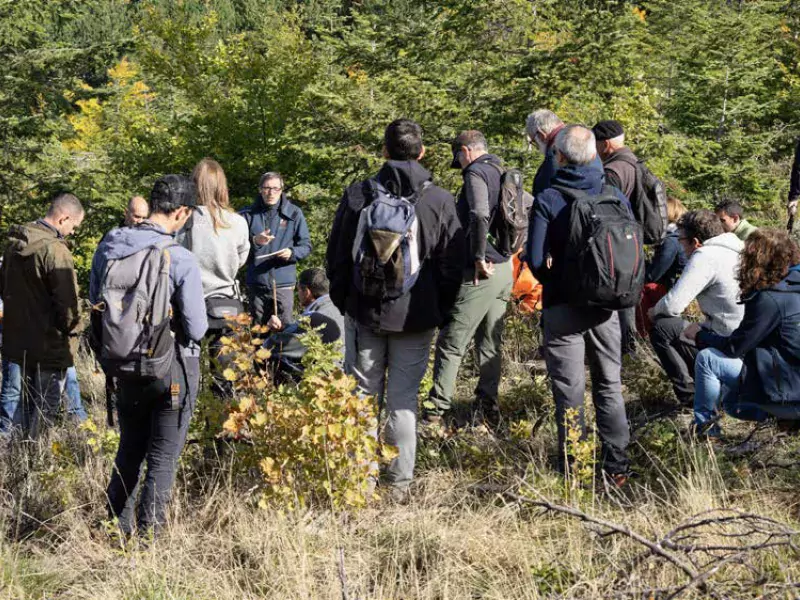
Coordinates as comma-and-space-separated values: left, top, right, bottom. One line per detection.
554, 125, 597, 165
525, 109, 563, 139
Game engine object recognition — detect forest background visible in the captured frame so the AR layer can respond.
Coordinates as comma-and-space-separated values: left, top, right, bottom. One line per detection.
2, 0, 800, 282
2, 2, 800, 598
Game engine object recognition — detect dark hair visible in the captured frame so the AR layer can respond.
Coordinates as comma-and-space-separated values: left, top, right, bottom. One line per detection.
384, 118, 423, 161
298, 267, 329, 299
258, 171, 284, 190
678, 209, 725, 244
149, 175, 196, 215
714, 199, 744, 219
47, 193, 84, 218
738, 229, 800, 297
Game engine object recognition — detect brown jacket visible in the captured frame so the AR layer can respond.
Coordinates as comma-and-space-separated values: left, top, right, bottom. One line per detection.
0, 220, 80, 370
603, 147, 638, 201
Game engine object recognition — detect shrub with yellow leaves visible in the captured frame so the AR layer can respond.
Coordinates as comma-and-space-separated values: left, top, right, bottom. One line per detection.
219, 314, 382, 511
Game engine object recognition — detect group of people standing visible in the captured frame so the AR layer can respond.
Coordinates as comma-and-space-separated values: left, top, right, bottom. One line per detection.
0, 112, 798, 532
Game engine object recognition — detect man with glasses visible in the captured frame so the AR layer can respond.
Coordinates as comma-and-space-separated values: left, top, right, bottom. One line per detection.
242, 171, 312, 326
648, 210, 744, 407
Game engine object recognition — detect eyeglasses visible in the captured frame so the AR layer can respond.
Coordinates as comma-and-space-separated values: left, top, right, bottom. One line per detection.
261, 186, 282, 193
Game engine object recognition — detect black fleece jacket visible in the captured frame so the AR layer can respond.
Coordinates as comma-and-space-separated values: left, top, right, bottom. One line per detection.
326, 160, 465, 333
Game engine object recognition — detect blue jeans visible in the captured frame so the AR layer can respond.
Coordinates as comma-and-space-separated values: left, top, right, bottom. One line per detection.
694, 348, 768, 435
0, 359, 21, 433
0, 362, 86, 433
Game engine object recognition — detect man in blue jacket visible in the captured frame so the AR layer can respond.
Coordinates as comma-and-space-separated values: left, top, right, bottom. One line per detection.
526, 125, 632, 485
241, 172, 312, 326
90, 174, 208, 536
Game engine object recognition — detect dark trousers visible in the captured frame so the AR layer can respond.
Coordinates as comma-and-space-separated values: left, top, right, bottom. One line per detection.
543, 305, 630, 475
17, 366, 67, 439
619, 306, 638, 355
649, 316, 698, 404
107, 356, 199, 535
248, 285, 294, 326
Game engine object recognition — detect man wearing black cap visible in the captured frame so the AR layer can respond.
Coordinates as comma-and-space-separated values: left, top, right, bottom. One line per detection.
593, 120, 642, 356
422, 130, 514, 428
90, 174, 208, 536
592, 120, 638, 201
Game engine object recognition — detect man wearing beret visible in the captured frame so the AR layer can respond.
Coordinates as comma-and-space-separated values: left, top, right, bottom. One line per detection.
592, 119, 643, 356
592, 120, 639, 201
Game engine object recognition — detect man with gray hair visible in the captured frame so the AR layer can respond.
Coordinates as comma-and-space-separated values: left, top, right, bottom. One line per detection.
526, 125, 633, 486
526, 109, 566, 195
241, 171, 312, 325
421, 130, 514, 428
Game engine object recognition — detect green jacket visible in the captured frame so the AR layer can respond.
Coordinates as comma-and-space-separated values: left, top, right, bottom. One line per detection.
733, 219, 758, 242
0, 220, 80, 370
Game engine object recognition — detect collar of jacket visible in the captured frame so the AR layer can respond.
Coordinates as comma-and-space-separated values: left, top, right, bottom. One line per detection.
545, 123, 566, 149
461, 153, 501, 175
254, 193, 293, 219
35, 218, 63, 239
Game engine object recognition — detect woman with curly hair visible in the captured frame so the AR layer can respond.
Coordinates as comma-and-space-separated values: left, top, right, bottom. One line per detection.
684, 228, 800, 434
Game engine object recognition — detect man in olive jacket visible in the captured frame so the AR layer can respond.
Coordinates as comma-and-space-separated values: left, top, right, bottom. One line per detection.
0, 193, 84, 438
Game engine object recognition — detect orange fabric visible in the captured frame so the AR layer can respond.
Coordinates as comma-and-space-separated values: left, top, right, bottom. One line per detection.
511, 252, 542, 313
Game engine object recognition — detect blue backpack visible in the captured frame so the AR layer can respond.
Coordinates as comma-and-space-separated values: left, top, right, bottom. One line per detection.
351, 180, 430, 300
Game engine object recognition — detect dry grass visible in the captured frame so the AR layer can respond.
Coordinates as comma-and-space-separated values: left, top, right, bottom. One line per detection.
0, 350, 799, 599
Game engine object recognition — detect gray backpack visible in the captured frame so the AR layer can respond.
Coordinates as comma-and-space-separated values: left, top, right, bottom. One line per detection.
97, 238, 177, 380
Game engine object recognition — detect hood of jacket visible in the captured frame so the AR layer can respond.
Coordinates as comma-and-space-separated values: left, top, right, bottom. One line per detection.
375, 160, 432, 197
770, 264, 800, 293
699, 232, 744, 255
551, 161, 606, 195
98, 221, 178, 260
6, 221, 64, 258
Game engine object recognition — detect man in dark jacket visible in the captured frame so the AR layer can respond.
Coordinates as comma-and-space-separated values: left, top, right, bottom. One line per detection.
0, 193, 84, 439
91, 175, 208, 536
326, 118, 464, 498
265, 267, 345, 381
526, 125, 631, 485
423, 130, 512, 427
526, 109, 566, 196
241, 172, 312, 326
593, 119, 642, 355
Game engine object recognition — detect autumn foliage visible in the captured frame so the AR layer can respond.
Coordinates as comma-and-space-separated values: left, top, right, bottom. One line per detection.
218, 315, 384, 510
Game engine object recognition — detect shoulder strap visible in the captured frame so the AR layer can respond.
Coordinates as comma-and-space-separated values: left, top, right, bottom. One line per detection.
605, 151, 638, 168
486, 161, 506, 176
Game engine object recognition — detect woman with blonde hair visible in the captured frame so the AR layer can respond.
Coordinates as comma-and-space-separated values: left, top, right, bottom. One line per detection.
684, 229, 800, 434
180, 158, 249, 393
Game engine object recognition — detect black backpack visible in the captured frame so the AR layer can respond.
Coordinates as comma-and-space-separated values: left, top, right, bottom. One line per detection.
554, 184, 645, 310
487, 163, 534, 256
606, 153, 668, 244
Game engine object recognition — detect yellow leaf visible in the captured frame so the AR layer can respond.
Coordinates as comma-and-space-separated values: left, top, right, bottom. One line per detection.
239, 396, 255, 412
256, 348, 271, 361
222, 368, 238, 382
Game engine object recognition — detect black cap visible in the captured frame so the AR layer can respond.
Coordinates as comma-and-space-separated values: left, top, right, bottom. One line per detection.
450, 146, 462, 169
150, 174, 197, 208
592, 120, 625, 142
